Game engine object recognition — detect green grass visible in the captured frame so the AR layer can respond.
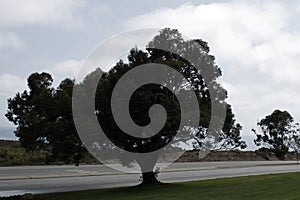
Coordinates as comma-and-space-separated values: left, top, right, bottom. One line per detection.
39, 172, 300, 200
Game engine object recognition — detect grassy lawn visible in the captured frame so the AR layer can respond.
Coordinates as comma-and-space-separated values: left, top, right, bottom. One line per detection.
39, 172, 300, 200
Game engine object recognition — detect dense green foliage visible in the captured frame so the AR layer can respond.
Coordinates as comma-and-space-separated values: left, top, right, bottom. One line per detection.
0, 146, 48, 166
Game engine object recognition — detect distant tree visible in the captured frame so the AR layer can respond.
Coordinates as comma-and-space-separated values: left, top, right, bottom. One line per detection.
6, 73, 84, 164
253, 110, 296, 159
78, 28, 246, 184
286, 122, 300, 163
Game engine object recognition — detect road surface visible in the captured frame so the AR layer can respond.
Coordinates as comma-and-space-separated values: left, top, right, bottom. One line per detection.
0, 161, 299, 197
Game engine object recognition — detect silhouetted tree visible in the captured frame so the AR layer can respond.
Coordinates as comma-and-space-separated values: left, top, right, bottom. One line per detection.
6, 73, 84, 164
253, 110, 295, 159
6, 29, 246, 183
6, 72, 55, 151
78, 28, 246, 184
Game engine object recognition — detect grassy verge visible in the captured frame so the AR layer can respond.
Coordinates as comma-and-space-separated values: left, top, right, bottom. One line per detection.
37, 172, 300, 200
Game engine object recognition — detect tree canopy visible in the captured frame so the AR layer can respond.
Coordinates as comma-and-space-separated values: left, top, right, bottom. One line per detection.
253, 109, 299, 159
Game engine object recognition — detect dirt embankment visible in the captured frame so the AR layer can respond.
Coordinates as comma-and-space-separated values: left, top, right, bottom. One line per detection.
177, 150, 298, 162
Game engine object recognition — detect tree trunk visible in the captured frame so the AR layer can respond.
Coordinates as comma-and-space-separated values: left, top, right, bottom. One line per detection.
135, 153, 160, 185
141, 171, 159, 184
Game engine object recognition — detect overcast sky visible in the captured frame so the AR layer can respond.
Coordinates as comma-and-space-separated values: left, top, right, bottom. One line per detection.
1, 0, 300, 150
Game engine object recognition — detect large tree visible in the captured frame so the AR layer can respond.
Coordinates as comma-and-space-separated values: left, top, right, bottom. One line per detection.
253, 110, 296, 159
7, 29, 246, 183
78, 28, 246, 184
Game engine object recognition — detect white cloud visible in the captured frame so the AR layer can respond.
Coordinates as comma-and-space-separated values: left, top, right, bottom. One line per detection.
0, 74, 26, 98
0, 31, 23, 50
0, 0, 86, 27
0, 74, 27, 127
39, 59, 82, 87
52, 59, 82, 78
126, 1, 300, 83
0, 0, 87, 51
125, 1, 300, 143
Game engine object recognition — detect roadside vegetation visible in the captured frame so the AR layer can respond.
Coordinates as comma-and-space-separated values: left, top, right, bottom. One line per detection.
0, 140, 100, 166
0, 140, 48, 166
0, 139, 298, 166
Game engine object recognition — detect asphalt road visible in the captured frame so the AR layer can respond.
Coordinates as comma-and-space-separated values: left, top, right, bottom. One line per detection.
0, 161, 299, 197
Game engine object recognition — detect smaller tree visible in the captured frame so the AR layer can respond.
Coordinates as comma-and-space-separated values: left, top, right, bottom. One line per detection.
6, 73, 84, 165
6, 72, 55, 151
286, 122, 300, 163
253, 110, 295, 159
